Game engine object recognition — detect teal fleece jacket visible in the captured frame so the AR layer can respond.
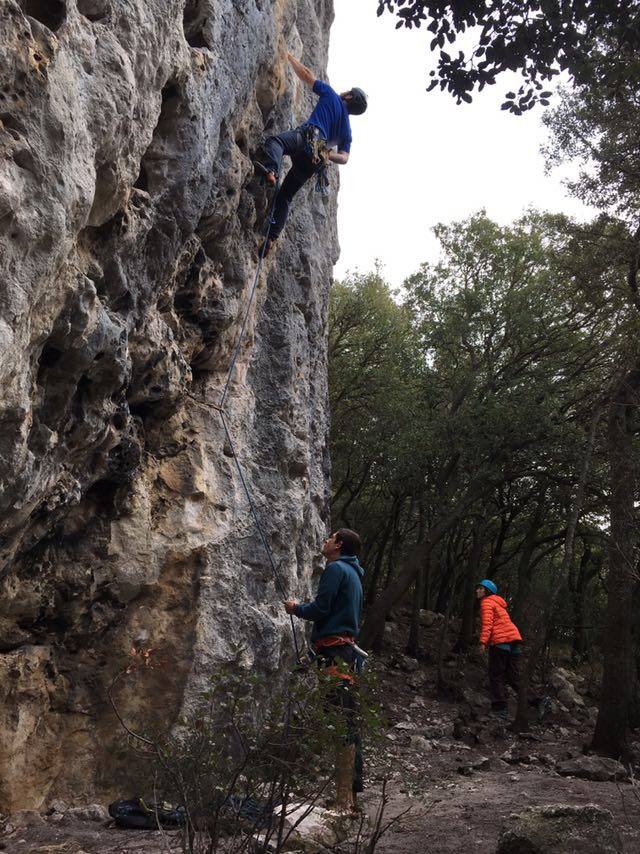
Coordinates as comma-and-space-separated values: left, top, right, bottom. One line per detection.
294, 556, 364, 643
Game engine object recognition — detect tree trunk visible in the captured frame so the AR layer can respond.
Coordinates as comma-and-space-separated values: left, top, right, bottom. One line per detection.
545, 405, 603, 633
361, 475, 492, 648
628, 583, 640, 730
436, 569, 458, 692
454, 519, 484, 653
571, 544, 597, 663
512, 486, 547, 626
591, 366, 640, 759
406, 559, 428, 657
364, 498, 400, 606
406, 504, 429, 657
485, 508, 511, 578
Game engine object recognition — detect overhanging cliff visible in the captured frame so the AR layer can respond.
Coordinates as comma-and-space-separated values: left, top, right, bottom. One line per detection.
0, 0, 337, 809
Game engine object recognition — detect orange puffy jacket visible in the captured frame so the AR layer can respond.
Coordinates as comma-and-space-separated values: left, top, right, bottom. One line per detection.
479, 595, 522, 646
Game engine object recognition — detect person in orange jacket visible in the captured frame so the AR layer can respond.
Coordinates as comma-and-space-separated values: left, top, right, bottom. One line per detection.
476, 579, 524, 719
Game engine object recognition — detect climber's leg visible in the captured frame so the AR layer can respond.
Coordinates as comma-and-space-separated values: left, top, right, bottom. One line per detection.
270, 159, 315, 239
258, 129, 301, 182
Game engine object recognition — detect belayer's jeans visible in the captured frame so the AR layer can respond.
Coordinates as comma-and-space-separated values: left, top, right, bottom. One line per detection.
262, 128, 316, 240
316, 643, 364, 793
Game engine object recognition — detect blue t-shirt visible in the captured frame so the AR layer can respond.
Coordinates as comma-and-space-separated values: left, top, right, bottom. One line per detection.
304, 80, 352, 153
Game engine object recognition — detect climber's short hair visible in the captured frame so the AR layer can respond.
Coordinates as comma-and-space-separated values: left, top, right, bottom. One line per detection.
335, 528, 361, 556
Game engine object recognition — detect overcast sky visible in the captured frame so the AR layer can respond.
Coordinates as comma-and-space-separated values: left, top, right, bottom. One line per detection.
327, 1, 593, 286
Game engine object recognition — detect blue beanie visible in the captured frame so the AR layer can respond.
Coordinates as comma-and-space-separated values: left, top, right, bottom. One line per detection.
478, 579, 497, 595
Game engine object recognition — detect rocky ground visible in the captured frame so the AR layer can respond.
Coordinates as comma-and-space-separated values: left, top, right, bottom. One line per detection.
2, 610, 639, 853
368, 611, 640, 853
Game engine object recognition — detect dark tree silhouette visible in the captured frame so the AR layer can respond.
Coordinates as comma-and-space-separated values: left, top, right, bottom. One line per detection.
377, 0, 640, 111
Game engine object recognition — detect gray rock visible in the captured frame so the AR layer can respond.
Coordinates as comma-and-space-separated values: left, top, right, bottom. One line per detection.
407, 671, 426, 690
398, 655, 420, 673
557, 755, 627, 782
549, 668, 572, 691
47, 798, 68, 815
462, 688, 488, 709
497, 804, 622, 853
65, 803, 109, 822
557, 687, 585, 709
409, 735, 432, 751
0, 0, 337, 810
420, 723, 451, 739
419, 609, 442, 627
9, 809, 46, 828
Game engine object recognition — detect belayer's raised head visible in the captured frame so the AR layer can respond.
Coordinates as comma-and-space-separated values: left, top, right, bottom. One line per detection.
341, 87, 368, 115
322, 528, 362, 561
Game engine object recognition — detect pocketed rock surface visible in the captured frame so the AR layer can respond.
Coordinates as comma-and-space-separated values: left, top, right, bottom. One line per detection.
0, 0, 337, 809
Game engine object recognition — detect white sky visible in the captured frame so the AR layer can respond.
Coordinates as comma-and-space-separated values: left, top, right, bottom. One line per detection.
327, 0, 593, 285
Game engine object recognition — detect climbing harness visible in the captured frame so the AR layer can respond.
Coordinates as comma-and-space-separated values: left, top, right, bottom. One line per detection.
313, 635, 368, 681
302, 125, 328, 169
212, 180, 303, 663
302, 125, 331, 197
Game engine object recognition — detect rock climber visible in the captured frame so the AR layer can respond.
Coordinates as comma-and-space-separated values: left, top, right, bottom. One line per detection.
284, 528, 365, 812
254, 52, 367, 256
477, 579, 550, 722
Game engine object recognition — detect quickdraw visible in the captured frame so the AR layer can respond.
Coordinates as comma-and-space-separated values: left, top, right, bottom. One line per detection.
302, 125, 331, 197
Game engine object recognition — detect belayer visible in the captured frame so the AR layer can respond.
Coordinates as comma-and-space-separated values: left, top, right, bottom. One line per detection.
255, 52, 367, 256
284, 528, 366, 812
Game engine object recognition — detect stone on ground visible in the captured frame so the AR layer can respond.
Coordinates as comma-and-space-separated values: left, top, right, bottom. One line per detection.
497, 804, 623, 853
557, 755, 627, 782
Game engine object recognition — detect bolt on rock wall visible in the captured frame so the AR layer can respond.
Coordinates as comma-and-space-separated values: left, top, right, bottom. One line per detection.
0, 0, 338, 809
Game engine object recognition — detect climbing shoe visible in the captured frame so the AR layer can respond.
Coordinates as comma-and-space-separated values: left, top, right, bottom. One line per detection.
253, 160, 277, 187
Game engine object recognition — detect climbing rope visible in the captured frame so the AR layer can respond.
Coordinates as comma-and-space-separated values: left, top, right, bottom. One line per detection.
213, 181, 303, 662
219, 188, 277, 409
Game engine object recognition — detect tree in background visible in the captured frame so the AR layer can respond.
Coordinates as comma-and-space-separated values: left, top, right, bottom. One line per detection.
377, 0, 640, 111
349, 212, 621, 650
329, 270, 427, 603
544, 50, 640, 759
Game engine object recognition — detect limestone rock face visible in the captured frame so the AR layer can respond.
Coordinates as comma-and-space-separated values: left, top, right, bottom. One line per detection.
0, 0, 338, 809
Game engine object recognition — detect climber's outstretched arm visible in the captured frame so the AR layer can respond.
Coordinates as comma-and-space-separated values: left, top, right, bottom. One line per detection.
287, 52, 315, 88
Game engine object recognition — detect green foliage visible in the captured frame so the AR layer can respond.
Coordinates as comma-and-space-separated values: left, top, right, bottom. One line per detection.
135, 646, 387, 853
329, 197, 640, 655
329, 269, 427, 527
377, 0, 640, 112
543, 55, 640, 220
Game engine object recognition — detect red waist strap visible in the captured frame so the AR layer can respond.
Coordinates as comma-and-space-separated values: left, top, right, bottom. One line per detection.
314, 635, 355, 651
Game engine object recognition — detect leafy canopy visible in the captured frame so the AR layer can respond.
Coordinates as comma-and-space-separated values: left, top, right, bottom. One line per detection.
377, 0, 640, 112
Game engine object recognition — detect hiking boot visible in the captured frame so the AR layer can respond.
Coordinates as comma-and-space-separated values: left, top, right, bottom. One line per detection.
253, 160, 277, 187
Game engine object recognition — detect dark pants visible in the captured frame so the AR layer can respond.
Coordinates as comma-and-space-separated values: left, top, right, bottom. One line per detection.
316, 643, 364, 793
488, 644, 542, 711
488, 645, 521, 710
262, 128, 316, 239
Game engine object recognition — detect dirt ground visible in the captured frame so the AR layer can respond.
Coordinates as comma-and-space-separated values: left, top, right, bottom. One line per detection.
3, 614, 640, 853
